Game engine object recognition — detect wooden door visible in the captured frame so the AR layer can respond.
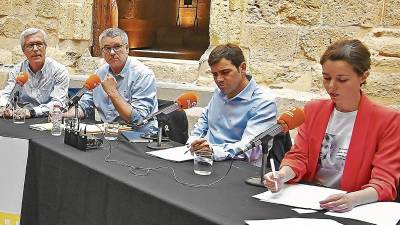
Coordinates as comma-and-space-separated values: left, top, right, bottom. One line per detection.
91, 0, 113, 56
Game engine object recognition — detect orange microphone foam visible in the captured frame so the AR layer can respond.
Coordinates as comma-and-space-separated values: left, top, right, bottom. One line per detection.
84, 74, 101, 90
16, 72, 29, 85
277, 107, 305, 133
175, 92, 198, 109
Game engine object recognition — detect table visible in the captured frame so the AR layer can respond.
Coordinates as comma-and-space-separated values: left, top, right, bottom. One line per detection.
12, 133, 373, 224
0, 118, 379, 225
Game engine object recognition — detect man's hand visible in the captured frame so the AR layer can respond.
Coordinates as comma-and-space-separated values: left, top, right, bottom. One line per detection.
101, 74, 118, 97
24, 108, 31, 119
190, 138, 213, 154
2, 108, 13, 118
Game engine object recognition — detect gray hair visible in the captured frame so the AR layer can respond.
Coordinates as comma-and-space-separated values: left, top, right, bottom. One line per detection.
19, 28, 48, 50
99, 28, 129, 48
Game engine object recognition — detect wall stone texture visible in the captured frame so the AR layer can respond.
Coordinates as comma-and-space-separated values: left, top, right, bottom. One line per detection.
0, 0, 399, 108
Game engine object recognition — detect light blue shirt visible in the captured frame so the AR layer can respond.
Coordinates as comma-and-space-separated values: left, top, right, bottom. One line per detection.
187, 76, 277, 165
78, 57, 158, 132
0, 57, 70, 116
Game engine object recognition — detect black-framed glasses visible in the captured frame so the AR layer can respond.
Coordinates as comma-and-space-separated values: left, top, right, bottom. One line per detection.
102, 44, 126, 53
24, 42, 46, 51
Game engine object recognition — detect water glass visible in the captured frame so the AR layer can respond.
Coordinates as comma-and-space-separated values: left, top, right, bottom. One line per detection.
193, 151, 213, 175
104, 122, 120, 141
13, 107, 26, 124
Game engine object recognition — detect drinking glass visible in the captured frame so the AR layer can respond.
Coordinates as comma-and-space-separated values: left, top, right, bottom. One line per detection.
193, 151, 213, 175
104, 122, 120, 141
13, 107, 26, 124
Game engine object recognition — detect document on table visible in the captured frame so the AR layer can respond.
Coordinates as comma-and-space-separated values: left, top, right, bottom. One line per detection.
326, 201, 400, 225
245, 218, 343, 225
252, 183, 345, 210
146, 146, 194, 162
29, 123, 131, 133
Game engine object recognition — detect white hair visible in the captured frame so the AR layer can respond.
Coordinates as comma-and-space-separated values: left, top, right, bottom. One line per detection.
19, 28, 47, 50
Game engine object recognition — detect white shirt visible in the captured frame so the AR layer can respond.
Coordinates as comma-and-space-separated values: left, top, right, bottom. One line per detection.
314, 108, 357, 188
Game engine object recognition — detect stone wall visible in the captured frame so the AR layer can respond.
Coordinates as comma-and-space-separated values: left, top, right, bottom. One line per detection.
0, 0, 99, 76
202, 0, 400, 106
0, 0, 399, 108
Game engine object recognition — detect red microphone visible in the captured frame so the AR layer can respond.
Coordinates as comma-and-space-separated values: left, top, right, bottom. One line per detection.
138, 92, 198, 126
68, 74, 101, 106
236, 107, 305, 155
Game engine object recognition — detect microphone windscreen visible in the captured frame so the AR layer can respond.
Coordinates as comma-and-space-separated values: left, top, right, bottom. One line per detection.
175, 92, 198, 109
84, 74, 101, 90
278, 107, 305, 132
16, 72, 29, 85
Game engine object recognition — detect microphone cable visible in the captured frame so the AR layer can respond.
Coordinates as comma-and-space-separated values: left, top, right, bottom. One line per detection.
101, 132, 234, 188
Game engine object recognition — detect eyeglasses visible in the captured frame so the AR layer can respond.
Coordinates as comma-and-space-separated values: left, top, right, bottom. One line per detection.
102, 44, 126, 53
24, 42, 46, 51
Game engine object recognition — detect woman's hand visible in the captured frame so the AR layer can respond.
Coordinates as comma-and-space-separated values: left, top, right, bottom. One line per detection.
320, 193, 356, 212
263, 171, 285, 193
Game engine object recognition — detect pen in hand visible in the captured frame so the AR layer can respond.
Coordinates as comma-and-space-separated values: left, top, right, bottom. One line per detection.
184, 145, 191, 155
270, 158, 278, 190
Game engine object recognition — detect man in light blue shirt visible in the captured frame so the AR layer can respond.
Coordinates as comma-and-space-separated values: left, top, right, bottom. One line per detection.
63, 28, 157, 132
0, 28, 69, 118
188, 44, 277, 166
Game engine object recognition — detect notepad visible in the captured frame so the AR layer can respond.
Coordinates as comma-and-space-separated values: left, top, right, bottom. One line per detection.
252, 184, 345, 210
146, 146, 193, 162
326, 201, 400, 225
245, 218, 343, 225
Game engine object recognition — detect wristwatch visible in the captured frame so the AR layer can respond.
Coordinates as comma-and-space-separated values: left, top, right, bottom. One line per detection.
29, 109, 36, 118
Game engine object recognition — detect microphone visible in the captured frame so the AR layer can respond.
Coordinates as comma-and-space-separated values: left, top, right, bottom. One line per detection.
6, 72, 29, 107
68, 74, 101, 106
235, 107, 305, 156
137, 92, 198, 126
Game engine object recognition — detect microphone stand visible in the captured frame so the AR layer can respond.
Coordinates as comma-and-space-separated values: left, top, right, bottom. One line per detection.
147, 114, 173, 150
244, 137, 274, 187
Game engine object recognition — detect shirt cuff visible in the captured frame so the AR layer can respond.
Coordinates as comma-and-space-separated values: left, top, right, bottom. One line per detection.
130, 109, 142, 125
210, 145, 233, 161
32, 107, 43, 117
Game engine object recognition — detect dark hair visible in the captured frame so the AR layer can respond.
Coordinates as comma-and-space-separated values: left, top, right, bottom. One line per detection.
320, 39, 371, 76
208, 44, 245, 69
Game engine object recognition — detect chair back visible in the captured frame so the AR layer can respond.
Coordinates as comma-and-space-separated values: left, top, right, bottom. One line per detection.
157, 99, 189, 144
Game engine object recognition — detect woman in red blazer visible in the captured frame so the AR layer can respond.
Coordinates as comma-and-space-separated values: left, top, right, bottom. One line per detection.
263, 39, 400, 212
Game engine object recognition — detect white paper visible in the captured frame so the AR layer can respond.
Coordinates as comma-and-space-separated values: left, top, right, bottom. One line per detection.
245, 218, 343, 225
146, 146, 194, 162
252, 184, 345, 210
291, 208, 317, 214
326, 201, 400, 225
29, 122, 131, 133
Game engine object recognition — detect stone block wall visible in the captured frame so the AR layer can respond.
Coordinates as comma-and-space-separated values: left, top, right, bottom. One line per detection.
0, 0, 100, 76
202, 0, 400, 106
0, 0, 399, 108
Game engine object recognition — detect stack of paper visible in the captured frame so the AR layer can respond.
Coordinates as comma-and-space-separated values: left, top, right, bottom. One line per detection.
252, 184, 345, 210
146, 146, 193, 162
326, 201, 400, 225
29, 122, 132, 134
245, 218, 342, 225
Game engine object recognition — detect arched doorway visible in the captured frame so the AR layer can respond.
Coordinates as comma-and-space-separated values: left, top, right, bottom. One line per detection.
92, 0, 210, 60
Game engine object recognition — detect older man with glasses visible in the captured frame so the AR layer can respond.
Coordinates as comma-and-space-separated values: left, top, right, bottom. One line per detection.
0, 28, 70, 118
63, 28, 158, 132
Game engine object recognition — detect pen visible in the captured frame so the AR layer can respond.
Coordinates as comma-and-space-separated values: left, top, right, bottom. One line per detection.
184, 145, 190, 154
270, 158, 278, 190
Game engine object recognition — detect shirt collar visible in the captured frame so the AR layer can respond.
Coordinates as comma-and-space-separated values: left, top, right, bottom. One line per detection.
218, 75, 256, 101
25, 58, 48, 75
107, 57, 130, 78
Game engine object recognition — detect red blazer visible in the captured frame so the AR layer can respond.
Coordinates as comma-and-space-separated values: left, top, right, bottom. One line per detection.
281, 94, 400, 201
